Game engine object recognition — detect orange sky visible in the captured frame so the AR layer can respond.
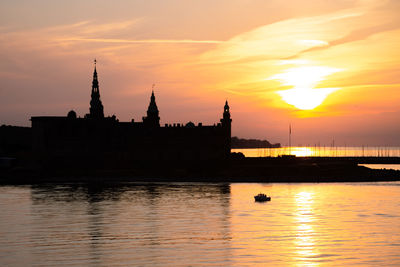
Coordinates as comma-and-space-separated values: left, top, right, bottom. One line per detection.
1, 0, 400, 145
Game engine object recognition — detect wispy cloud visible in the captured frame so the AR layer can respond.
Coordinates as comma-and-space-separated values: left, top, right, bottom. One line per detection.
39, 19, 140, 35
55, 37, 224, 44
286, 21, 400, 59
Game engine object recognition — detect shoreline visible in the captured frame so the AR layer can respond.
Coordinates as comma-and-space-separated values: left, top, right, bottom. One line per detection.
1, 157, 400, 185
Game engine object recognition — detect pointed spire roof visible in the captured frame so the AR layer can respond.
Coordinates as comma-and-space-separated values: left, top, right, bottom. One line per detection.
147, 88, 159, 114
150, 84, 155, 101
224, 99, 230, 113
144, 85, 160, 127
92, 59, 99, 92
89, 59, 104, 118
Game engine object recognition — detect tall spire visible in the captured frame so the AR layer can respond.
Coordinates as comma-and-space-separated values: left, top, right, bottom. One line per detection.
221, 100, 232, 159
92, 59, 99, 93
223, 100, 230, 120
143, 85, 160, 127
224, 100, 229, 113
148, 84, 159, 114
89, 59, 104, 118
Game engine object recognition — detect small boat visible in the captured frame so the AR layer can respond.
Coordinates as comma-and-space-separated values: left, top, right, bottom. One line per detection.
254, 193, 271, 202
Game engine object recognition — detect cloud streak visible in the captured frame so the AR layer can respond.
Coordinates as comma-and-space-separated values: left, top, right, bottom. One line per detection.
55, 37, 224, 44
286, 21, 400, 59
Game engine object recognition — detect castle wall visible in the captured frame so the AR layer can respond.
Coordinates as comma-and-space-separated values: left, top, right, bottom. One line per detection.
30, 63, 231, 167
0, 125, 32, 156
31, 116, 231, 166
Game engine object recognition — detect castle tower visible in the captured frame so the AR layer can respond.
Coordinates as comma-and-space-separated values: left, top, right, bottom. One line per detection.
222, 100, 231, 124
89, 59, 104, 119
143, 89, 160, 127
221, 100, 232, 158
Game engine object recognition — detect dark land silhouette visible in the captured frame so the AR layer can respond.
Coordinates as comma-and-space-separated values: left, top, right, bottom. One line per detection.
1, 61, 400, 184
231, 137, 281, 148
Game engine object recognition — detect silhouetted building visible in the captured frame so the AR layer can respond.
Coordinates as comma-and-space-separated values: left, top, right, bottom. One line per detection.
0, 125, 31, 156
87, 60, 104, 119
31, 62, 232, 166
143, 90, 160, 128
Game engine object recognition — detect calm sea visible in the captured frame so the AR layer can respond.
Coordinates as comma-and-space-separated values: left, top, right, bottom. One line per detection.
1, 182, 400, 266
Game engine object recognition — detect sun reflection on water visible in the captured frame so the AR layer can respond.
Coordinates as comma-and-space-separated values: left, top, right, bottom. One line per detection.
293, 191, 319, 266
232, 146, 400, 158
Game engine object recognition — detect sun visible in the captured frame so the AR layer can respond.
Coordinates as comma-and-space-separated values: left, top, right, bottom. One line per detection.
277, 87, 339, 110
268, 65, 342, 110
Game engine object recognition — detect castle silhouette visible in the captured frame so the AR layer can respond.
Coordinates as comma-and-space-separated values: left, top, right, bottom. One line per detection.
31, 61, 232, 167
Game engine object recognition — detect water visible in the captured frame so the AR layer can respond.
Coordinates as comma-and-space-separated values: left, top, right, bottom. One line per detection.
1, 182, 400, 266
233, 146, 400, 157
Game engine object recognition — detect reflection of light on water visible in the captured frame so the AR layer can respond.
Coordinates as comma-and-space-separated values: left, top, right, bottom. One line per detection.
290, 147, 313, 157
297, 191, 313, 200
294, 191, 319, 266
232, 147, 400, 158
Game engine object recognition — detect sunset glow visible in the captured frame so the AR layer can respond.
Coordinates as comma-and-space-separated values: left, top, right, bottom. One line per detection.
270, 65, 342, 110
2, 2, 400, 267
278, 87, 339, 110
1, 0, 400, 145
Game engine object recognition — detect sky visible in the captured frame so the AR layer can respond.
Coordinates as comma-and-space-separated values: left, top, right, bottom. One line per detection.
1, 0, 400, 146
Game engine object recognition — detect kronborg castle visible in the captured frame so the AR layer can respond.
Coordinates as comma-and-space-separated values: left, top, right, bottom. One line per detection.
30, 62, 232, 167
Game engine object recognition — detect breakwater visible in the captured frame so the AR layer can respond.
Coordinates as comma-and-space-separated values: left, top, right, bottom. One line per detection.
1, 156, 400, 184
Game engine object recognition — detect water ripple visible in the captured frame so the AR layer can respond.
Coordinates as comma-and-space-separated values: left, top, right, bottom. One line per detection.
0, 182, 399, 266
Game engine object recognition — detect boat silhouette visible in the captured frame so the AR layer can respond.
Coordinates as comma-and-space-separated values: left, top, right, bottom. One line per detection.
254, 193, 271, 202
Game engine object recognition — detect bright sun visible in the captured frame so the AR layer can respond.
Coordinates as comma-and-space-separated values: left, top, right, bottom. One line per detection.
278, 87, 339, 110
269, 65, 342, 110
